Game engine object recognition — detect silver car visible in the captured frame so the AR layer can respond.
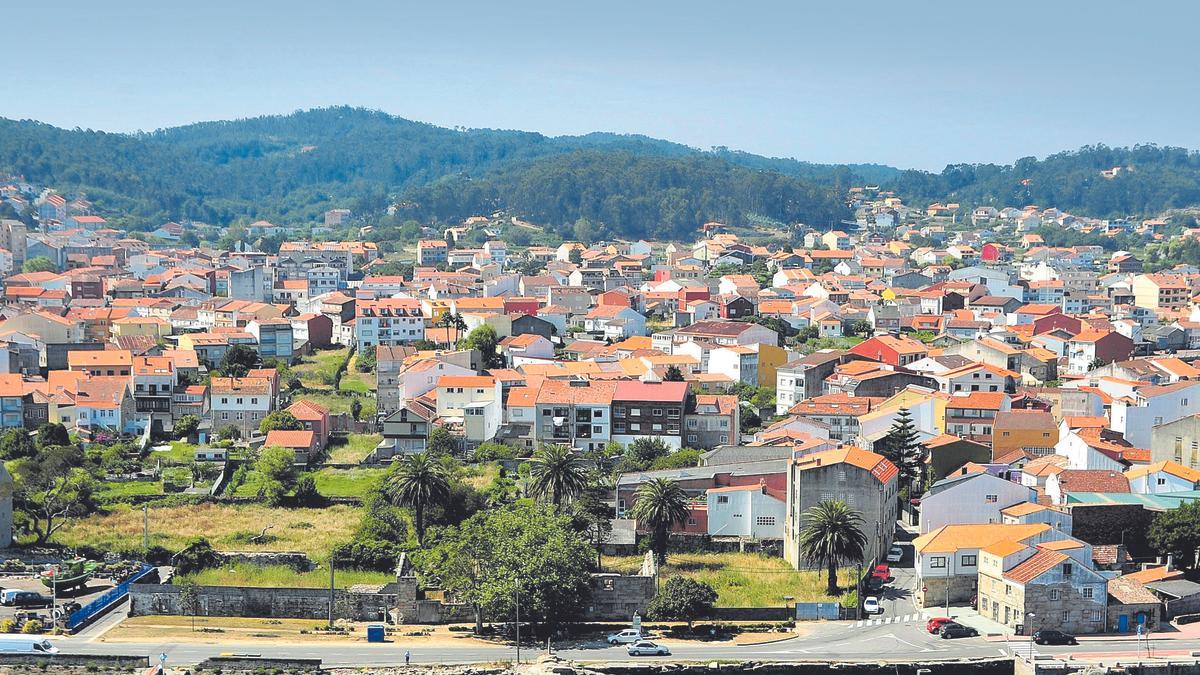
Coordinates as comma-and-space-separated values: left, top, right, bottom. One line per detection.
627, 640, 670, 656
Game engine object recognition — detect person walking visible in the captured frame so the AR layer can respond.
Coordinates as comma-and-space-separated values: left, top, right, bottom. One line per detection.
405, 650, 411, 666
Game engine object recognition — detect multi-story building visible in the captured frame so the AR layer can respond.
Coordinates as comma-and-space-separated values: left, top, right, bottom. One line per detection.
1131, 273, 1191, 311
775, 351, 853, 415
247, 318, 294, 363
532, 379, 617, 453
355, 298, 426, 350
944, 391, 1010, 446
684, 394, 739, 450
277, 242, 353, 285
417, 240, 449, 266
610, 380, 689, 449
978, 538, 1109, 635
209, 376, 274, 439
789, 393, 883, 442
132, 356, 176, 435
783, 447, 898, 571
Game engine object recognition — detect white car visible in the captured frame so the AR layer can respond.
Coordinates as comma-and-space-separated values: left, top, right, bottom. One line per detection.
607, 629, 645, 645
863, 596, 881, 614
627, 640, 670, 656
886, 545, 904, 563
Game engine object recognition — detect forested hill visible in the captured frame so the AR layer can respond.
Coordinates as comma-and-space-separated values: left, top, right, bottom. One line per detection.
0, 107, 865, 237
894, 144, 1200, 218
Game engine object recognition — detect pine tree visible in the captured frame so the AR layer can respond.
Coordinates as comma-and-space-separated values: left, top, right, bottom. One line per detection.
876, 408, 923, 493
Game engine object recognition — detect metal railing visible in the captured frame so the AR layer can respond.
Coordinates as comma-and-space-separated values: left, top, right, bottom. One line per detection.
66, 563, 156, 631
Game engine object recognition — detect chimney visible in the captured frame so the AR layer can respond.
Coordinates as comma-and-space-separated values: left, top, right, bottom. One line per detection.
1167, 554, 1175, 571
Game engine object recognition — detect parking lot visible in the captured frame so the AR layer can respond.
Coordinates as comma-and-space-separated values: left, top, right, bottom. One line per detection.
0, 573, 117, 625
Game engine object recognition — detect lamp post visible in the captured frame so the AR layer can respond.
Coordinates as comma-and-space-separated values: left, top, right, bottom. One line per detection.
783, 595, 794, 623
1026, 612, 1036, 659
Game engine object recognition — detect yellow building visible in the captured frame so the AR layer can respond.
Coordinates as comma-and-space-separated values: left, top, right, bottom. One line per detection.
750, 343, 789, 389
110, 316, 172, 339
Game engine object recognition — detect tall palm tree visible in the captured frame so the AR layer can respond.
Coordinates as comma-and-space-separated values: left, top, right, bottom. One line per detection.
798, 499, 868, 596
630, 478, 690, 566
436, 312, 468, 349
382, 451, 451, 545
529, 444, 589, 507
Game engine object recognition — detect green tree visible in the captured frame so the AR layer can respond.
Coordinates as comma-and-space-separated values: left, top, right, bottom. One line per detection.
650, 447, 703, 470
0, 428, 35, 460
619, 437, 671, 472
355, 345, 377, 373
174, 415, 200, 440
798, 500, 867, 596
663, 365, 685, 382
645, 577, 717, 627
427, 427, 459, 457
218, 425, 242, 441
21, 256, 55, 273
35, 423, 71, 449
177, 581, 201, 632
254, 446, 298, 505
11, 465, 96, 544
173, 537, 221, 574
259, 410, 302, 435
383, 451, 451, 544
630, 478, 690, 565
875, 408, 923, 493
416, 502, 594, 633
459, 324, 502, 368
217, 344, 261, 378
350, 398, 364, 421
528, 444, 589, 508
1149, 501, 1200, 569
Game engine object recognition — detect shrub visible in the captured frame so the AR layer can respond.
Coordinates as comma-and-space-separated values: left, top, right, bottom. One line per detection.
21, 620, 42, 634
0, 619, 16, 633
330, 539, 405, 572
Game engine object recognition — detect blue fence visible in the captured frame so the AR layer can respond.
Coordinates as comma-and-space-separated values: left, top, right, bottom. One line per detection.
67, 563, 155, 631
794, 602, 840, 621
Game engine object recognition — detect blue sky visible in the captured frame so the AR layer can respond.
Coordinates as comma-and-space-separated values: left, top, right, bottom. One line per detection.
7, 0, 1198, 170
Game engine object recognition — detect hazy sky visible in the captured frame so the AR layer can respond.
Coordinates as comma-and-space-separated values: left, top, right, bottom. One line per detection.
7, 0, 1198, 170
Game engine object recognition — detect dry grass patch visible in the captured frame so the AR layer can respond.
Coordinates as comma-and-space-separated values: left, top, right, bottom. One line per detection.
56, 502, 362, 558
602, 552, 853, 607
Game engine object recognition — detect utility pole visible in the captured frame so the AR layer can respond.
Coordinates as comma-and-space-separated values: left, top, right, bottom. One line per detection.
328, 558, 335, 628
515, 583, 521, 664
143, 503, 149, 555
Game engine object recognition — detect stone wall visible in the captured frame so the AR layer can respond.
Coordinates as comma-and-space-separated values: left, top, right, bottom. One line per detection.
218, 550, 313, 570
130, 580, 418, 622
586, 573, 655, 621
918, 573, 977, 608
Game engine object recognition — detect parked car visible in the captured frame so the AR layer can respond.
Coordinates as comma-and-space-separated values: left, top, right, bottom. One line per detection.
627, 641, 670, 656
926, 617, 954, 634
863, 596, 881, 614
1033, 629, 1077, 645
865, 576, 884, 592
607, 629, 645, 645
0, 637, 57, 654
885, 546, 903, 563
872, 563, 890, 580
9, 593, 50, 609
941, 624, 979, 639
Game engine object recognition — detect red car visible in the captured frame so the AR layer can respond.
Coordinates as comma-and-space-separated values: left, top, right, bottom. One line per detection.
926, 617, 954, 634
872, 564, 890, 580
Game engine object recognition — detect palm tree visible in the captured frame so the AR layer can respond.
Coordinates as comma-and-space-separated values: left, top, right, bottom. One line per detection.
798, 500, 868, 597
630, 478, 690, 565
529, 444, 589, 507
382, 451, 451, 545
437, 312, 468, 349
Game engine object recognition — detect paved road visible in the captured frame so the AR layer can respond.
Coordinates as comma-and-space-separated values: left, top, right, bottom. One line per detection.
54, 619, 1190, 668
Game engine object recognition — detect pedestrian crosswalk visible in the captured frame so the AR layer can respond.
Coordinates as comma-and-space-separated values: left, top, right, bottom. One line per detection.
1009, 643, 1042, 660
852, 612, 932, 628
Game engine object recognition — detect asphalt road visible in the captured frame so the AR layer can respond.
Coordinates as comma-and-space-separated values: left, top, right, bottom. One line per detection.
54, 618, 1190, 668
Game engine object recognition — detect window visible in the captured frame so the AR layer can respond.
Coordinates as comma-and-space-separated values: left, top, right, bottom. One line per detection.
687, 419, 698, 429
720, 435, 729, 443
686, 518, 696, 526
630, 423, 640, 432
755, 516, 776, 526
1082, 587, 1093, 599
1062, 563, 1073, 576
592, 425, 602, 434
1089, 610, 1102, 622
1049, 590, 1059, 600
716, 496, 729, 504
960, 555, 977, 567
688, 434, 698, 443
930, 556, 946, 569
221, 412, 228, 420
985, 494, 998, 503
1002, 431, 1010, 437
631, 408, 641, 417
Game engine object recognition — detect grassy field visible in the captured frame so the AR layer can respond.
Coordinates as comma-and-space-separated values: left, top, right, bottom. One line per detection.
325, 434, 382, 464
55, 503, 363, 558
602, 552, 852, 607
147, 441, 198, 465
176, 562, 392, 588
310, 467, 385, 498
339, 355, 375, 393
97, 479, 163, 500
293, 391, 375, 419
293, 347, 350, 390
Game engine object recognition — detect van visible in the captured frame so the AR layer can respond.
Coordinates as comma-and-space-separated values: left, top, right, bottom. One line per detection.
10, 592, 50, 609
0, 638, 58, 654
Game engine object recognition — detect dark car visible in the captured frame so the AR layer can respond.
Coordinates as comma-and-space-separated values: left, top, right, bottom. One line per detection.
10, 592, 50, 609
1033, 629, 1077, 645
940, 623, 979, 639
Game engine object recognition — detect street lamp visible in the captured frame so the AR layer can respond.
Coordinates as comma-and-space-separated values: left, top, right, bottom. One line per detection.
1026, 612, 1036, 659
783, 595, 794, 623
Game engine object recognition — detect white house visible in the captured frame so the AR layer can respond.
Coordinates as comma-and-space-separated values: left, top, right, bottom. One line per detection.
705, 484, 786, 540
1125, 460, 1200, 494
709, 346, 759, 385
919, 472, 1037, 534
1112, 381, 1200, 449
1054, 426, 1129, 472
